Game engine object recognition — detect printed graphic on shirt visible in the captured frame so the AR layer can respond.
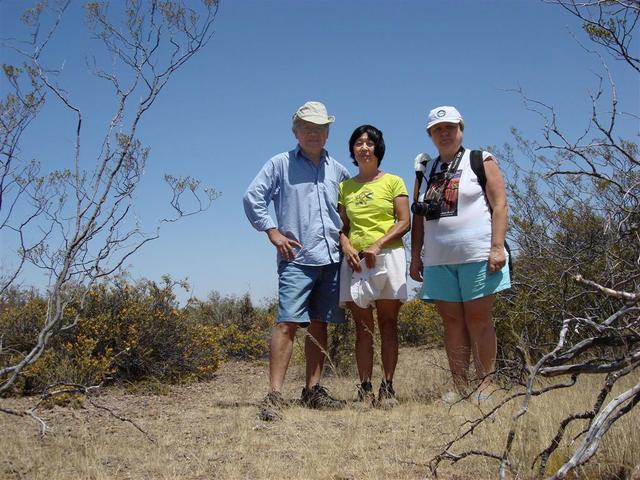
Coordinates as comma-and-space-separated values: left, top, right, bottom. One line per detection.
425, 170, 461, 218
354, 189, 374, 206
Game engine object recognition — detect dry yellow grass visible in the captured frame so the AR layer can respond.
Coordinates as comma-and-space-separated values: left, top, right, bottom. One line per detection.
1, 347, 638, 479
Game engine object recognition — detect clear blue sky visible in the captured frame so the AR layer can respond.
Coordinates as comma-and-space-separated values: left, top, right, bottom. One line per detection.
1, 0, 638, 304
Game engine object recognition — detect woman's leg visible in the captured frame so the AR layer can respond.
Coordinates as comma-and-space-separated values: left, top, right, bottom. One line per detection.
375, 299, 401, 381
350, 303, 375, 383
463, 295, 496, 390
436, 300, 471, 393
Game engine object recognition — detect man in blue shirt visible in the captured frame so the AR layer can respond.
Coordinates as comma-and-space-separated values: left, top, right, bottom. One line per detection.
243, 101, 350, 421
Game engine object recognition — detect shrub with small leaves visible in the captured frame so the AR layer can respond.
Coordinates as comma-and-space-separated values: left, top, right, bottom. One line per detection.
78, 278, 221, 382
185, 292, 274, 360
1, 277, 222, 394
397, 299, 443, 347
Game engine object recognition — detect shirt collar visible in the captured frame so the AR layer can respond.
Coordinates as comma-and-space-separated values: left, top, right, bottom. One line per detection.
294, 145, 329, 165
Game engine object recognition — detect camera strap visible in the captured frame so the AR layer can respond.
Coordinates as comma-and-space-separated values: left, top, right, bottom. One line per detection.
413, 147, 465, 202
422, 146, 465, 199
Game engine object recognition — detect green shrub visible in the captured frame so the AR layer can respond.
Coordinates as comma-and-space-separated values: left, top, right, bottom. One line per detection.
1, 277, 222, 394
79, 278, 221, 383
398, 299, 443, 347
185, 292, 274, 360
0, 287, 47, 356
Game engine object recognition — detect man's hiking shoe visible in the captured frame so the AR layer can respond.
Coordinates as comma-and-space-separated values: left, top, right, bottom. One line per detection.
301, 384, 346, 410
356, 381, 375, 406
375, 380, 399, 409
258, 391, 286, 421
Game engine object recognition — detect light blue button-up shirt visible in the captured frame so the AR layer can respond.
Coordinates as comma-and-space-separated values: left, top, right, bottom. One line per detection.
243, 146, 350, 266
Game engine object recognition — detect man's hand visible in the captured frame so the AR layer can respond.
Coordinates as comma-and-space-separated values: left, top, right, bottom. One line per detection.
488, 245, 506, 273
409, 257, 423, 282
266, 229, 302, 261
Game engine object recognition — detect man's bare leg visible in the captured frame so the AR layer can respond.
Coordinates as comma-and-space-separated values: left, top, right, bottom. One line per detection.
269, 322, 298, 392
305, 320, 327, 388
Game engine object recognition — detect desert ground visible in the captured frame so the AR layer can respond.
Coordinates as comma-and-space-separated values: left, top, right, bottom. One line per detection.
2, 346, 638, 480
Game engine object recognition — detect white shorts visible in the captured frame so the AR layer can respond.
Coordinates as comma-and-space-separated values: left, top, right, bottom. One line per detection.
339, 247, 408, 308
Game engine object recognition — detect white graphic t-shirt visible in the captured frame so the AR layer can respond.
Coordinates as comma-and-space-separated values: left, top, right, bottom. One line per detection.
420, 149, 495, 266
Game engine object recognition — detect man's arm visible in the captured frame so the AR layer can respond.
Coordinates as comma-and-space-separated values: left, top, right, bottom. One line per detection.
243, 158, 302, 260
265, 228, 301, 262
243, 160, 277, 232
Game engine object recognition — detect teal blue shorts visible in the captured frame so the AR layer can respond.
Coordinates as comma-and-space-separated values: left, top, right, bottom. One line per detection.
420, 260, 511, 303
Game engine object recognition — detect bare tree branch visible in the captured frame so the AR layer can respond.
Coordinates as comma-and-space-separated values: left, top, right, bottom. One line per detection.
432, 1, 639, 478
1, 1, 220, 397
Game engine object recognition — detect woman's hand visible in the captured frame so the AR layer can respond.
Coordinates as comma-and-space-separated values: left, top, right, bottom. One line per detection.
341, 237, 362, 272
488, 245, 506, 273
338, 205, 362, 271
361, 243, 381, 269
409, 257, 423, 282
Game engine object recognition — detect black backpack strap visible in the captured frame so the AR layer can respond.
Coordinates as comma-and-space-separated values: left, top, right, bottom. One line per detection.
425, 157, 439, 190
471, 149, 498, 218
470, 150, 486, 188
470, 150, 490, 211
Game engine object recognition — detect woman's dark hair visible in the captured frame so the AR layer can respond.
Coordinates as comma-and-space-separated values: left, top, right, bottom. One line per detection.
348, 124, 385, 166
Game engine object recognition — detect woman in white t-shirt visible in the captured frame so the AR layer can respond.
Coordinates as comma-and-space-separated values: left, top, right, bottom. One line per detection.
409, 106, 511, 403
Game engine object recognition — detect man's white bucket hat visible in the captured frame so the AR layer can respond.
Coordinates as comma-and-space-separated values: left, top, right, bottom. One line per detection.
293, 101, 335, 125
426, 106, 463, 130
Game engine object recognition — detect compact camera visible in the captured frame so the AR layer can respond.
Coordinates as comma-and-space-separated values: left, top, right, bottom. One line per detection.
411, 200, 441, 220
412, 171, 446, 220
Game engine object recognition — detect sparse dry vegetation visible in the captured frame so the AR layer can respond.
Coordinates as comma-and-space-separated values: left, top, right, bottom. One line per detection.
1, 1, 638, 479
1, 347, 637, 480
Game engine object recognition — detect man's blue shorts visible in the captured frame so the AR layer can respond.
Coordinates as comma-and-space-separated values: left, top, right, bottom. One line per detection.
277, 261, 345, 326
419, 260, 511, 303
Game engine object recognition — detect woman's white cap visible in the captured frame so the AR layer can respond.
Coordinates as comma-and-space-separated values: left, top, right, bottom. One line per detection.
427, 106, 463, 130
349, 256, 387, 309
